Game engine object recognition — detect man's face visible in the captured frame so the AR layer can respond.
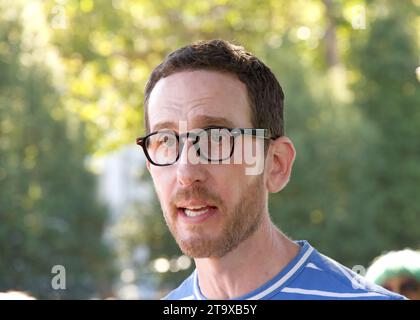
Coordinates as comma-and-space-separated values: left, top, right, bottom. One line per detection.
146, 70, 267, 258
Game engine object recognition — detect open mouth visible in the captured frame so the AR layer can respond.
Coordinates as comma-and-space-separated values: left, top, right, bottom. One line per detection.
177, 205, 218, 222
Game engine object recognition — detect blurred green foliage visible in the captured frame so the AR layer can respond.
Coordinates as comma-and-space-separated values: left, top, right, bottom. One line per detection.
0, 1, 116, 298
0, 0, 419, 298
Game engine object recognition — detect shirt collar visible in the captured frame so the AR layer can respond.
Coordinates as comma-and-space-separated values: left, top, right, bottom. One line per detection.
192, 240, 314, 300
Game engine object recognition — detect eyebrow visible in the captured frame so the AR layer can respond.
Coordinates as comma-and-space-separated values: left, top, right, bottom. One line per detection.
151, 121, 178, 132
151, 116, 237, 132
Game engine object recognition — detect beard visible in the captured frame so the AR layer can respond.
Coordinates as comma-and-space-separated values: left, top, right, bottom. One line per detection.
161, 176, 266, 258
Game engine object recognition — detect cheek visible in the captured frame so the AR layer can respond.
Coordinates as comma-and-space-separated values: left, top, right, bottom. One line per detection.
208, 165, 245, 202
150, 168, 175, 204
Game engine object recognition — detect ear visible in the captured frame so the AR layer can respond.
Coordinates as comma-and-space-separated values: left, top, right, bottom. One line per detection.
146, 160, 151, 172
265, 136, 296, 193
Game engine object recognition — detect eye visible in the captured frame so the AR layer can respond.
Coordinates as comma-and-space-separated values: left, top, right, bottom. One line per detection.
151, 131, 177, 148
159, 135, 175, 147
210, 129, 232, 144
210, 130, 223, 143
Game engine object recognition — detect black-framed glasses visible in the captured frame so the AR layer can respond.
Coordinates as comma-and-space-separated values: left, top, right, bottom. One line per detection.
136, 126, 278, 166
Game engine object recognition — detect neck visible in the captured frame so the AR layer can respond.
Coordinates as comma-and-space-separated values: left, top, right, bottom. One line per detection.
194, 214, 300, 299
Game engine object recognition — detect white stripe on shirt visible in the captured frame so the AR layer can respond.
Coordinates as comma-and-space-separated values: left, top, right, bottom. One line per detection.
193, 271, 202, 300
321, 254, 366, 290
281, 287, 387, 298
306, 262, 322, 271
193, 247, 314, 300
246, 246, 314, 300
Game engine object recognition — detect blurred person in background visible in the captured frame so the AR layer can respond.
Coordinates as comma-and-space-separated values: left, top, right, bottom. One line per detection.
366, 249, 420, 300
0, 291, 36, 300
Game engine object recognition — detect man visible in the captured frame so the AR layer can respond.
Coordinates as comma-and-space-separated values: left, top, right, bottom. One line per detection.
137, 39, 405, 300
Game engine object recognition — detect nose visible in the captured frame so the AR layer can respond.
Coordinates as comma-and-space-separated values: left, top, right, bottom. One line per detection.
176, 138, 207, 187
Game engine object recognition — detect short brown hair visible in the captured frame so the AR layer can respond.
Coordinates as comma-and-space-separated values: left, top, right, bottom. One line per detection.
144, 39, 285, 137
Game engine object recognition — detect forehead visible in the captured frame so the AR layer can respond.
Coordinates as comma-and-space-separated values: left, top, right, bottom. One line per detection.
147, 70, 253, 131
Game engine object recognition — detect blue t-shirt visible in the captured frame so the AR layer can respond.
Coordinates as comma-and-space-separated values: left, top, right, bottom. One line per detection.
163, 240, 406, 300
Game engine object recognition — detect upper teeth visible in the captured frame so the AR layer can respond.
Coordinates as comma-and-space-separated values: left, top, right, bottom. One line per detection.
184, 206, 209, 217
186, 206, 206, 210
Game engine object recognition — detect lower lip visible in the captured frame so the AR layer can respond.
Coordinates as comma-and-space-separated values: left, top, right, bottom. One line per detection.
177, 206, 218, 224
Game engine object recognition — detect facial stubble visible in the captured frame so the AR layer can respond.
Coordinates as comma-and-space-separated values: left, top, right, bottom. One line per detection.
162, 176, 266, 258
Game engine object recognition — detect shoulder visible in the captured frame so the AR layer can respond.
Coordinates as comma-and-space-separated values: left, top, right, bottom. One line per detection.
161, 271, 195, 300
276, 244, 406, 300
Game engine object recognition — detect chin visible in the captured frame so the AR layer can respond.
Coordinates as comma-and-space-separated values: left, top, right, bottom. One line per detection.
177, 237, 222, 258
